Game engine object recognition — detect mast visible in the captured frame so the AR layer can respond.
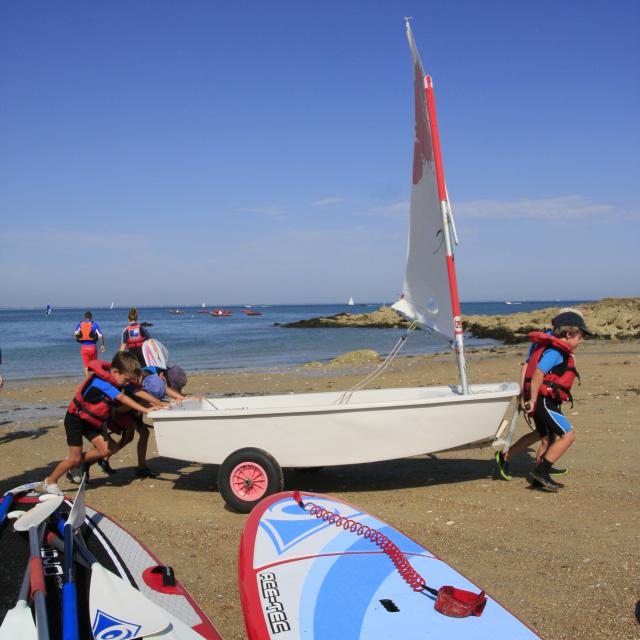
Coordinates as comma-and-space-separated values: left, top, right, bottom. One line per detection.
423, 75, 469, 394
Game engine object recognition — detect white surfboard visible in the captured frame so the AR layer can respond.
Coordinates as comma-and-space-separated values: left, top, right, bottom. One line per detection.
142, 339, 169, 370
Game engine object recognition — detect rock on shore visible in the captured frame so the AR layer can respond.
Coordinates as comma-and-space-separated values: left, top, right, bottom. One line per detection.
463, 297, 640, 343
278, 298, 640, 343
277, 306, 410, 329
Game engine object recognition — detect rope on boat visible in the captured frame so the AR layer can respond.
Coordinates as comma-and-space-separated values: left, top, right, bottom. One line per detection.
333, 322, 417, 405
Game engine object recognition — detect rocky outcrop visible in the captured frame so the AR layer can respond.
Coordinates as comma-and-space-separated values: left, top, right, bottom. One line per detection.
279, 298, 640, 342
277, 306, 410, 329
463, 298, 640, 343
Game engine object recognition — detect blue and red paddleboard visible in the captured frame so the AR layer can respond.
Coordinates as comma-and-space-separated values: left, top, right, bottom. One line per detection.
239, 491, 542, 639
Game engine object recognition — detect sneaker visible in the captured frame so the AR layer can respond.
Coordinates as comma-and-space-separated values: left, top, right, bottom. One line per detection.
42, 478, 64, 496
549, 465, 568, 476
530, 467, 563, 492
495, 451, 512, 481
528, 476, 564, 489
66, 467, 82, 484
98, 459, 117, 475
135, 467, 159, 479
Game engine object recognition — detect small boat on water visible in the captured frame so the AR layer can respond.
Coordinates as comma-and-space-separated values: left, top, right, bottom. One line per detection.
169, 309, 185, 315
241, 309, 262, 316
348, 296, 355, 306
210, 309, 233, 317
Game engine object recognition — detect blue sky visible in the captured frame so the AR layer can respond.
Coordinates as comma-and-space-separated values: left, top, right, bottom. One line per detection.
1, 0, 638, 307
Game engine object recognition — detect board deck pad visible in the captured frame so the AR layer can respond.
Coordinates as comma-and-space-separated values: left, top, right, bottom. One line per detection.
0, 494, 221, 639
239, 492, 541, 639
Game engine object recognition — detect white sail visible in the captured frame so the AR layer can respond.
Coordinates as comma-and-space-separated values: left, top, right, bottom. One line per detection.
348, 296, 354, 306
392, 23, 455, 341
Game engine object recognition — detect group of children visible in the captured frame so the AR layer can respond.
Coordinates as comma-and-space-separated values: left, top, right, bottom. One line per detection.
42, 309, 188, 496
43, 306, 591, 496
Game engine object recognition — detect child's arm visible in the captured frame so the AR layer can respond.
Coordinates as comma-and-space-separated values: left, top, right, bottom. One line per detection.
132, 388, 170, 409
114, 392, 154, 414
524, 368, 545, 414
518, 362, 527, 408
165, 387, 186, 401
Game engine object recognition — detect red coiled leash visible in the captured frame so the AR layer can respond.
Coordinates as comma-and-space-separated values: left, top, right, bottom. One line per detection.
292, 490, 486, 618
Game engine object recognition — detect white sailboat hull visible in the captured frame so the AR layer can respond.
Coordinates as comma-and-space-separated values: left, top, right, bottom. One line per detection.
150, 382, 518, 467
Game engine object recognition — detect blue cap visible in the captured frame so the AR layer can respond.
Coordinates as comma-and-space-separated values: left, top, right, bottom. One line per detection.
143, 374, 166, 399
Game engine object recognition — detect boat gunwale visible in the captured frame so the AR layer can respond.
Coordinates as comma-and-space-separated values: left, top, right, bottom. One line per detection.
149, 382, 519, 421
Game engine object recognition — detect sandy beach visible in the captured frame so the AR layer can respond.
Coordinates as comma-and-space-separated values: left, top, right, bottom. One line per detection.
1, 340, 638, 639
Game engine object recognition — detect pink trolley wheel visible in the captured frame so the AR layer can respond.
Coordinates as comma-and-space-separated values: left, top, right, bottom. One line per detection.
218, 448, 284, 513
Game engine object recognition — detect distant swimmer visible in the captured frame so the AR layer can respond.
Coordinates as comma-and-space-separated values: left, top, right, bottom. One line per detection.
119, 307, 151, 367
74, 311, 106, 378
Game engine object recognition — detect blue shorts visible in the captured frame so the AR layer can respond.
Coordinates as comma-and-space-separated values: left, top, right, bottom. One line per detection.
533, 397, 573, 438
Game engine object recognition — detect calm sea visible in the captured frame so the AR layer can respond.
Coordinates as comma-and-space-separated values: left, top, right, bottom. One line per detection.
0, 301, 586, 381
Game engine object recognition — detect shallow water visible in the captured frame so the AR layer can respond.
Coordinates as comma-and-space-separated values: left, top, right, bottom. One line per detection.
0, 301, 585, 380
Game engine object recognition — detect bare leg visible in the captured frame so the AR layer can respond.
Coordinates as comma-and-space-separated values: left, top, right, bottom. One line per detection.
542, 431, 575, 464
136, 425, 149, 469
506, 431, 540, 460
46, 447, 83, 484
83, 434, 111, 464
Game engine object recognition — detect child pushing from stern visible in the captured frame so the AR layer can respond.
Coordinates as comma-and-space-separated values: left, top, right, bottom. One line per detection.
42, 352, 153, 495
495, 310, 592, 491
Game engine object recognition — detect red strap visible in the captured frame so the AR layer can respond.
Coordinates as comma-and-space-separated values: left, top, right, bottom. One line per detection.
29, 557, 46, 599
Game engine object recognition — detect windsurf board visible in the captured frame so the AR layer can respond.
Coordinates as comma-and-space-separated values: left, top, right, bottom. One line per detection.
1, 494, 222, 639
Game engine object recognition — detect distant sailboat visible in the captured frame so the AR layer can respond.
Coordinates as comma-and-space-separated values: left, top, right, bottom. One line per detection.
110, 301, 114, 309
202, 302, 206, 308
348, 297, 355, 306
45, 304, 52, 317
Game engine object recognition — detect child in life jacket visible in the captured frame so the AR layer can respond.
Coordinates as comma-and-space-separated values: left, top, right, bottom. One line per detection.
74, 310, 105, 378
42, 352, 154, 495
68, 369, 171, 482
119, 307, 150, 367
495, 310, 592, 491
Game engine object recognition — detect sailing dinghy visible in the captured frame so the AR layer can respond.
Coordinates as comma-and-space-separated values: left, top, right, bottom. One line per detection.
148, 21, 519, 513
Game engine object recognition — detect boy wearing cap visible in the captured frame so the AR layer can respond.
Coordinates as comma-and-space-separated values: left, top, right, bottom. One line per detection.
495, 309, 592, 491
142, 366, 187, 402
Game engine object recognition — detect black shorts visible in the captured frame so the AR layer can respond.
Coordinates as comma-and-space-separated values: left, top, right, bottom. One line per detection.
64, 412, 106, 447
532, 397, 573, 439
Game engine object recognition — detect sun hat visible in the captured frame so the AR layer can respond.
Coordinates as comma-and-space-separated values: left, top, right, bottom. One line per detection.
166, 365, 187, 393
142, 373, 166, 399
551, 311, 593, 335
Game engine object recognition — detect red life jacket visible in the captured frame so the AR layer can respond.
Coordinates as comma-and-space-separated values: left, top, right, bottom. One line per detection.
67, 360, 122, 427
523, 331, 580, 405
76, 320, 98, 343
124, 323, 145, 348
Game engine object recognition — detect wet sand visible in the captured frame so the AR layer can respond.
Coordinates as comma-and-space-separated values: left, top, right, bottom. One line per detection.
1, 340, 639, 639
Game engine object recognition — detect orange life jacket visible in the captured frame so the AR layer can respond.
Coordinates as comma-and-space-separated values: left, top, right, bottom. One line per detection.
67, 360, 122, 427
523, 331, 580, 405
76, 320, 98, 343
124, 323, 145, 348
